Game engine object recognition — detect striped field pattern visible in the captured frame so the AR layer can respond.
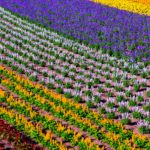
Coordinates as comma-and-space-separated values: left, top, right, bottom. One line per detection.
0, 0, 150, 149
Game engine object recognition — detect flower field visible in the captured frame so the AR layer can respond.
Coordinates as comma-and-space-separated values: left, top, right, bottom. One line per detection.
0, 0, 150, 150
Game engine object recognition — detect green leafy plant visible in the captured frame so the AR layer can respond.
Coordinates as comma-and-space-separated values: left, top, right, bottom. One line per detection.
106, 92, 113, 97
143, 105, 150, 111
129, 100, 137, 106
146, 91, 150, 97
56, 87, 63, 94
107, 102, 115, 109
104, 82, 111, 88
106, 112, 116, 119
94, 96, 101, 103
43, 72, 48, 77
121, 118, 131, 125
99, 107, 106, 114
29, 75, 38, 82
118, 106, 129, 113
98, 87, 104, 93
17, 68, 24, 74
133, 84, 140, 92
138, 126, 150, 134
86, 101, 94, 108
137, 95, 144, 102
64, 92, 72, 98
94, 78, 101, 84
85, 90, 92, 97
73, 95, 82, 103
64, 82, 72, 89
116, 95, 125, 102
132, 111, 143, 119
115, 86, 124, 92
125, 91, 132, 97
47, 83, 54, 89
87, 82, 94, 88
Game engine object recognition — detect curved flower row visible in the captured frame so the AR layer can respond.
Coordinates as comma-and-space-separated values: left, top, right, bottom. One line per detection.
0, 65, 150, 149
92, 0, 150, 15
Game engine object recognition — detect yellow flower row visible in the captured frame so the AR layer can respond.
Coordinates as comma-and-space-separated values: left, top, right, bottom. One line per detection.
0, 66, 121, 128
92, 0, 150, 16
0, 88, 101, 150
131, 0, 150, 4
1, 76, 129, 147
0, 106, 67, 150
0, 88, 7, 98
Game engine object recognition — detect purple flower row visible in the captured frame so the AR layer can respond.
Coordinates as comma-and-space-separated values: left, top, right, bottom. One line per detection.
0, 0, 150, 61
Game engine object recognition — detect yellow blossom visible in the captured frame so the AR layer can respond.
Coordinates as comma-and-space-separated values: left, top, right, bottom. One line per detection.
92, 0, 150, 16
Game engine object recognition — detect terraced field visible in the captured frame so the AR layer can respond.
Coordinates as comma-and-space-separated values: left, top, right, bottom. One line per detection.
0, 0, 150, 149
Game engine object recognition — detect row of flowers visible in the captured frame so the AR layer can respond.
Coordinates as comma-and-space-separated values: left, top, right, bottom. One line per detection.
0, 65, 150, 149
0, 105, 66, 149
